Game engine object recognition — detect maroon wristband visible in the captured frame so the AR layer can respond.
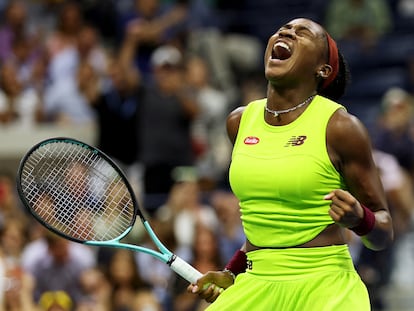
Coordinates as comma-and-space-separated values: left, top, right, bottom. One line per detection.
350, 204, 376, 236
224, 249, 247, 275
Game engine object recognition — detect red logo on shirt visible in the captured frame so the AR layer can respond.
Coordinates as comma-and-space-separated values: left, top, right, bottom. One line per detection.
244, 136, 260, 145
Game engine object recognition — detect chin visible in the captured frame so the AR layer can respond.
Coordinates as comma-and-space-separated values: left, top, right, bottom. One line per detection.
264, 68, 281, 83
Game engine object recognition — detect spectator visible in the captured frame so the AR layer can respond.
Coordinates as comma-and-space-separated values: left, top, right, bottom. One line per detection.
0, 62, 41, 128
38, 290, 73, 311
354, 150, 414, 310
105, 249, 152, 311
77, 267, 111, 311
41, 61, 97, 125
120, 26, 199, 200
139, 45, 199, 197
209, 190, 245, 264
117, 0, 188, 78
20, 231, 96, 305
185, 56, 232, 188
373, 87, 414, 178
185, 1, 263, 107
0, 171, 25, 220
0, 216, 37, 311
0, 1, 36, 63
130, 288, 162, 311
133, 213, 177, 310
76, 24, 108, 81
156, 179, 218, 258
324, 0, 393, 51
173, 222, 222, 311
0, 216, 29, 269
90, 54, 140, 171
25, 0, 63, 40
45, 1, 84, 84
8, 34, 44, 92
77, 0, 118, 47
134, 178, 215, 309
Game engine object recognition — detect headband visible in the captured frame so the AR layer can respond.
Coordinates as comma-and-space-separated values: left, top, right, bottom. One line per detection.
321, 33, 339, 90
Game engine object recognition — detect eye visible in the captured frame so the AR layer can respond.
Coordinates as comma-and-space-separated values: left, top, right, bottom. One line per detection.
276, 26, 286, 33
295, 28, 312, 37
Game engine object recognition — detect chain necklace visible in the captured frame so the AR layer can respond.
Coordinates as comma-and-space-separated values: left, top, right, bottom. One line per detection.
265, 95, 315, 117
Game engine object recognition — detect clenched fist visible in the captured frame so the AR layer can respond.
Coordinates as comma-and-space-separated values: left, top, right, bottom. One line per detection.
324, 189, 364, 229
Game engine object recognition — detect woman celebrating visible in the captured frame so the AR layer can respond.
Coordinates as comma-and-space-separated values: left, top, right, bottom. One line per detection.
189, 18, 393, 310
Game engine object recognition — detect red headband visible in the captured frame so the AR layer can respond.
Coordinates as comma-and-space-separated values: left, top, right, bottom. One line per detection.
322, 33, 339, 90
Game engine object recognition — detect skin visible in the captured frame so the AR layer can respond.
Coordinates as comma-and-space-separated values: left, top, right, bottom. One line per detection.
188, 18, 393, 302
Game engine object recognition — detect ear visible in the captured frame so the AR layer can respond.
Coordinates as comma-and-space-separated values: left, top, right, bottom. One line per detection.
316, 64, 333, 78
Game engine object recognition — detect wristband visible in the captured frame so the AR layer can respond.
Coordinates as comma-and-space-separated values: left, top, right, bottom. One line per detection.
224, 249, 247, 275
350, 204, 375, 236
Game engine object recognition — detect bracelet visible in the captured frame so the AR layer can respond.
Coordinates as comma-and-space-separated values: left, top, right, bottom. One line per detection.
350, 204, 376, 236
224, 249, 247, 275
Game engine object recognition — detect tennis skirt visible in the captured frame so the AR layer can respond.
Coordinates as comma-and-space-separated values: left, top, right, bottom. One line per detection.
206, 245, 370, 311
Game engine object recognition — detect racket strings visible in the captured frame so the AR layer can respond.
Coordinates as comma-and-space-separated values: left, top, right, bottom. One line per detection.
21, 141, 135, 241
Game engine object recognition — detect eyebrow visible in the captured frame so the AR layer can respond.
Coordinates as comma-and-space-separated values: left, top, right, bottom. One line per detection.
279, 23, 317, 36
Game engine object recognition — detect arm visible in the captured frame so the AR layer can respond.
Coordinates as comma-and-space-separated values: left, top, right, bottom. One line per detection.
118, 22, 142, 90
325, 109, 393, 250
132, 5, 188, 44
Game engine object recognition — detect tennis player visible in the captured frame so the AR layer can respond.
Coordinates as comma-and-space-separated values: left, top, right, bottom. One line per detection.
189, 17, 394, 310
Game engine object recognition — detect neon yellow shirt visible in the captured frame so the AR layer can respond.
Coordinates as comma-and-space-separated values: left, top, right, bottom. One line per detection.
229, 95, 347, 247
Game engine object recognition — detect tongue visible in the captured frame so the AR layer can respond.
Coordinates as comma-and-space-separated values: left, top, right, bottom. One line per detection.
274, 46, 291, 60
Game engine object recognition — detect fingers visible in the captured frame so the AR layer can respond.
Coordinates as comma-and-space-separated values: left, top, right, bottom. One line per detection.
187, 282, 223, 303
323, 192, 335, 200
187, 272, 228, 303
199, 283, 223, 303
324, 189, 354, 203
325, 189, 363, 227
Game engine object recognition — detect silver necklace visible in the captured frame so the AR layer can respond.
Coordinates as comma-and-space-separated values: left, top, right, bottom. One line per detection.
265, 95, 315, 117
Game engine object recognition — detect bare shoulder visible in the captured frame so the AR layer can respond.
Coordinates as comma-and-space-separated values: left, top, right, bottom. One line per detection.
328, 108, 371, 145
327, 108, 374, 168
226, 106, 246, 145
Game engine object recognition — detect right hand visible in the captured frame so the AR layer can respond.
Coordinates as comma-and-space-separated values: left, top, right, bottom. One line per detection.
126, 20, 146, 42
187, 270, 235, 303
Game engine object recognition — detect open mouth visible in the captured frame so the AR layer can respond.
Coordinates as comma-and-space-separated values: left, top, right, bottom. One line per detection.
272, 42, 292, 60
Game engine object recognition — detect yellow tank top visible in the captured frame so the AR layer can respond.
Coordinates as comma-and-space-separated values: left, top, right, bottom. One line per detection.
229, 95, 347, 247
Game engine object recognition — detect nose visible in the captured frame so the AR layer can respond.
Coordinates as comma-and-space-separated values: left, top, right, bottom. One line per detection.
278, 28, 296, 40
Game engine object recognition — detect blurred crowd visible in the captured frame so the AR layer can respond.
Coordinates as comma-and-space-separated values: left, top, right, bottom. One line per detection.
0, 0, 414, 310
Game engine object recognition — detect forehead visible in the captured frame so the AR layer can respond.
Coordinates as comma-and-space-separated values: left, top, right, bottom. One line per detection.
283, 18, 325, 37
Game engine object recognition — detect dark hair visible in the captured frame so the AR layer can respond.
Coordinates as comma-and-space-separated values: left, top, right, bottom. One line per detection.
317, 51, 351, 101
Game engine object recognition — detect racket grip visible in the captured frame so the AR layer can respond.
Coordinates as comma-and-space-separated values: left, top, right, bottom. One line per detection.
170, 255, 203, 284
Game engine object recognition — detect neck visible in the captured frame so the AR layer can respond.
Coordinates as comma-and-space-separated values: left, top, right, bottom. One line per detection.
267, 83, 316, 102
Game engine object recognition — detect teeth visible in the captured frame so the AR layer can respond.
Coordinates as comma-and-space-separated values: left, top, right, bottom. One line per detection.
274, 42, 290, 52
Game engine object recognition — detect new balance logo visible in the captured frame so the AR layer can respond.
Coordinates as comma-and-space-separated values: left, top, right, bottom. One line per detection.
285, 135, 307, 147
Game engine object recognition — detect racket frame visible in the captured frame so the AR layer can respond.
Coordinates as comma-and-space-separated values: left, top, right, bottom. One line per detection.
16, 137, 202, 283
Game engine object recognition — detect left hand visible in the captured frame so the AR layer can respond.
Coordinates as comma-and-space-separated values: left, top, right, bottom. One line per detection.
187, 271, 234, 303
324, 189, 364, 228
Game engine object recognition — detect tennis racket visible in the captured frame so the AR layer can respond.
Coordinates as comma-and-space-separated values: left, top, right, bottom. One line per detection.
16, 137, 202, 284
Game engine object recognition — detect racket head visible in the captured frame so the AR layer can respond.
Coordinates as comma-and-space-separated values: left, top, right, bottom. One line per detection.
16, 137, 143, 244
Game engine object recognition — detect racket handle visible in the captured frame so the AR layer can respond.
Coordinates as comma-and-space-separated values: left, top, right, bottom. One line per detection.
170, 255, 203, 284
